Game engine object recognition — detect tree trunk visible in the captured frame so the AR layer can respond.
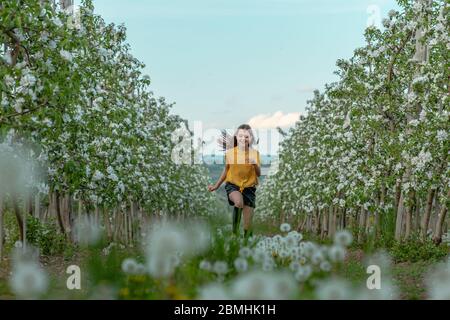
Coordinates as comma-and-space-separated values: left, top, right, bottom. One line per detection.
421, 188, 435, 240
433, 190, 449, 245
77, 199, 83, 223
328, 206, 336, 239
414, 195, 421, 233
395, 190, 404, 241
55, 191, 66, 235
23, 200, 27, 250
314, 209, 321, 235
95, 204, 99, 226
280, 210, 285, 225
129, 201, 135, 244
342, 208, 347, 230
124, 207, 129, 245
0, 195, 4, 259
321, 208, 329, 240
358, 207, 366, 243
12, 195, 24, 242
306, 214, 312, 233
404, 190, 415, 240
365, 210, 372, 234
104, 208, 112, 241
34, 194, 40, 219
295, 213, 303, 231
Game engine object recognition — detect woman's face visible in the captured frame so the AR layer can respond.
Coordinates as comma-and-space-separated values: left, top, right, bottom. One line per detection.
236, 129, 252, 148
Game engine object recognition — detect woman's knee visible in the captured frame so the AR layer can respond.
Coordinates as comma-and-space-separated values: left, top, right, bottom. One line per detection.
230, 192, 244, 208
233, 198, 244, 208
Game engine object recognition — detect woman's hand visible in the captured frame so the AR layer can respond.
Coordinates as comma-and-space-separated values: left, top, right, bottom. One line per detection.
208, 184, 218, 192
250, 158, 261, 176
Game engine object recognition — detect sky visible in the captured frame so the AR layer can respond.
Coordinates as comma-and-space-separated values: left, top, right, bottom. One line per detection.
90, 0, 400, 131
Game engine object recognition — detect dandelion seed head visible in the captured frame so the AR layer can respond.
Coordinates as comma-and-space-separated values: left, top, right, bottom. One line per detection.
10, 262, 48, 299
197, 283, 230, 300
334, 230, 353, 247
213, 261, 228, 275
328, 245, 346, 262
316, 278, 354, 300
239, 247, 252, 258
280, 223, 291, 233
199, 260, 212, 271
121, 258, 139, 275
234, 258, 248, 273
320, 261, 332, 272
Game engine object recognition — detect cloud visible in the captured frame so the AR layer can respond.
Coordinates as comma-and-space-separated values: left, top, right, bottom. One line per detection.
248, 111, 301, 129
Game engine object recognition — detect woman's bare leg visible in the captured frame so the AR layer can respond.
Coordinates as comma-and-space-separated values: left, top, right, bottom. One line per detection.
243, 205, 254, 231
228, 191, 243, 208
229, 191, 243, 234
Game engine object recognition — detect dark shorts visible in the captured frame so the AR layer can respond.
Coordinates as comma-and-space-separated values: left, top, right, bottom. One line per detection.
225, 182, 256, 208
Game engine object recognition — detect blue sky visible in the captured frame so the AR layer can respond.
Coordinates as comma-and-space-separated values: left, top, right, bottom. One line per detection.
92, 0, 400, 130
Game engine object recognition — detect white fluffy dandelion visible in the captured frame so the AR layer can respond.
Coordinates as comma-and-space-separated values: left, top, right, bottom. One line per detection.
74, 215, 102, 246
252, 248, 268, 263
10, 262, 48, 299
425, 257, 450, 300
197, 283, 230, 300
231, 271, 297, 300
262, 259, 275, 272
199, 260, 212, 272
121, 258, 139, 275
239, 247, 252, 258
334, 230, 353, 247
233, 258, 248, 273
213, 261, 228, 275
311, 251, 325, 265
328, 245, 346, 262
316, 278, 354, 300
280, 223, 291, 233
320, 261, 332, 272
145, 221, 210, 278
289, 261, 301, 272
294, 265, 312, 282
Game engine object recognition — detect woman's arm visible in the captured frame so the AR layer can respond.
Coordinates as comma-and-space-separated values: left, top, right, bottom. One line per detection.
250, 152, 261, 177
208, 164, 229, 191
254, 162, 261, 177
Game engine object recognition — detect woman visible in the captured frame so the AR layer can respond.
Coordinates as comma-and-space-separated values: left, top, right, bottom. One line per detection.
208, 124, 261, 238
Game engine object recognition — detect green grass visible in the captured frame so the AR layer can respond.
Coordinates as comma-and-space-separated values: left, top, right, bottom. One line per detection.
391, 261, 433, 300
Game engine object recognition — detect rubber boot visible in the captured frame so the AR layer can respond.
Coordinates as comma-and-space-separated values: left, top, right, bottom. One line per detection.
244, 228, 253, 243
232, 207, 242, 235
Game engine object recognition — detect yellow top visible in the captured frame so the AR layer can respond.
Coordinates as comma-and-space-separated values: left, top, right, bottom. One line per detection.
225, 147, 261, 192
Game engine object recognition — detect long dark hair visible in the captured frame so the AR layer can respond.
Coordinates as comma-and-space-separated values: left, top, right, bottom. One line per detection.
218, 124, 257, 151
